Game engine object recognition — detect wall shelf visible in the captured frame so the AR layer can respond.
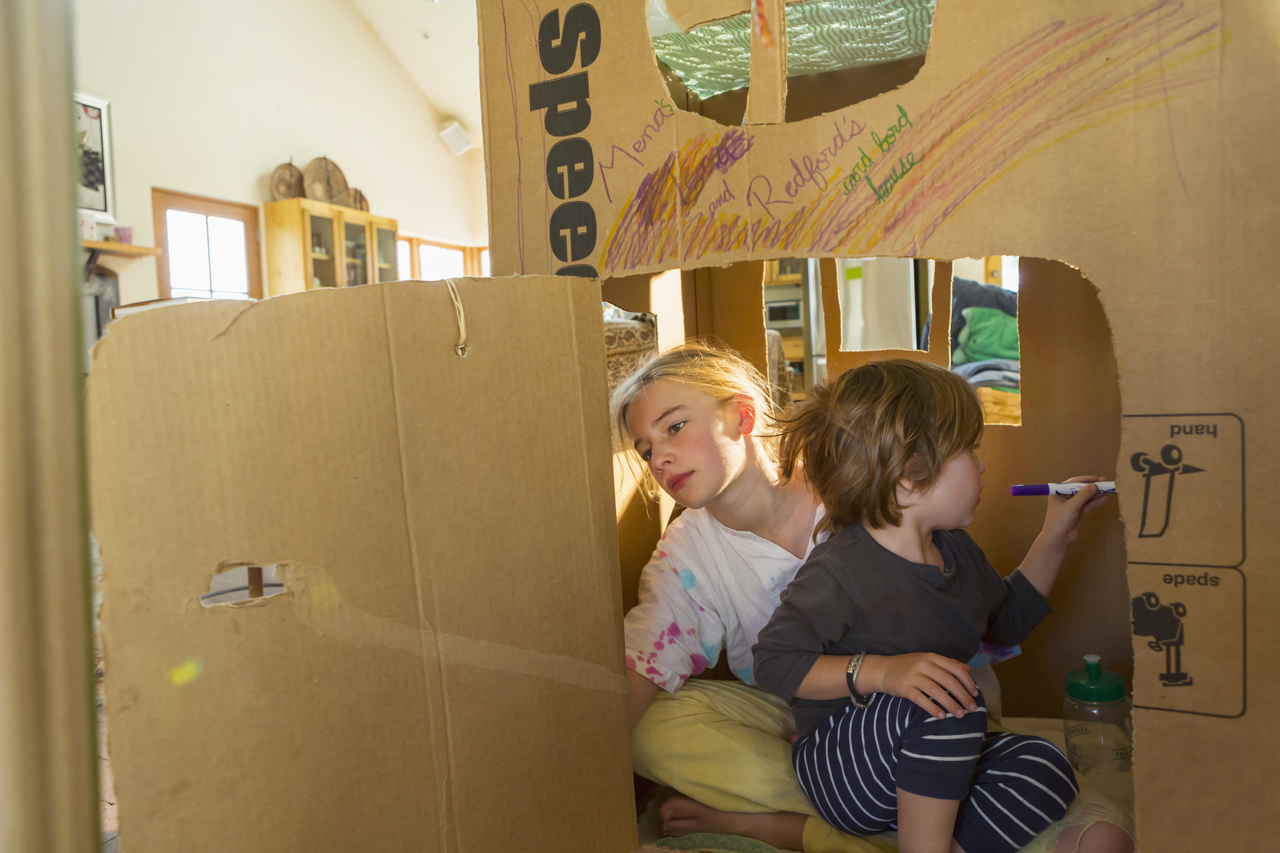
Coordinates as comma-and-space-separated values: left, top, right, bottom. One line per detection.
81, 240, 161, 258
81, 240, 162, 282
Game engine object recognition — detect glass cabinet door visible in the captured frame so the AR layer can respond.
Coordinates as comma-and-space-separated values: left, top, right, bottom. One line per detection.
375, 227, 397, 282
344, 220, 369, 287
308, 215, 338, 288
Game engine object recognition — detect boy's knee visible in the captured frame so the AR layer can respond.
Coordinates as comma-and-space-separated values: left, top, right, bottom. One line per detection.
901, 688, 989, 736
1009, 737, 1078, 819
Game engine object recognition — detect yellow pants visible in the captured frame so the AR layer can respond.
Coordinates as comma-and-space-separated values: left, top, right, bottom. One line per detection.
632, 680, 1134, 853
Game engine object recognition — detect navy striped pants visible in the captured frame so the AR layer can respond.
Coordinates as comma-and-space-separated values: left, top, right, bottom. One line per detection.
792, 691, 1079, 853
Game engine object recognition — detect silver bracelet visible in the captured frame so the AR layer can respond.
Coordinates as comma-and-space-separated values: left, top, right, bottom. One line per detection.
845, 652, 877, 709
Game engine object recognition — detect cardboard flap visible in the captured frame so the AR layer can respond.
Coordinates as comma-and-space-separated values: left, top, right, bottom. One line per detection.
88, 279, 635, 853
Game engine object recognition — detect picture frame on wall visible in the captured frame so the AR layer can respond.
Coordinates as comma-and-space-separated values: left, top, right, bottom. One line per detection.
75, 92, 115, 225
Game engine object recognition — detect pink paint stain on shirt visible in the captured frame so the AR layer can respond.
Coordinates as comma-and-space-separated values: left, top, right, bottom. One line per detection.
689, 654, 709, 675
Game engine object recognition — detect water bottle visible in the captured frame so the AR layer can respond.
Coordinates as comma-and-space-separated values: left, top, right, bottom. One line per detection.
1064, 654, 1133, 807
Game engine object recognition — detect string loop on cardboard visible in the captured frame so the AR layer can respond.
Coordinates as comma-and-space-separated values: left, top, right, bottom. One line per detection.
445, 279, 468, 357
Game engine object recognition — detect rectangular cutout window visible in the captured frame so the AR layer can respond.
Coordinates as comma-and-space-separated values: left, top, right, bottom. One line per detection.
827, 256, 1021, 425
764, 258, 825, 402
949, 258, 1021, 425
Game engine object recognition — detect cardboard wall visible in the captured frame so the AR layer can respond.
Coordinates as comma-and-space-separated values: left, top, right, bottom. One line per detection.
967, 260, 1129, 718
479, 0, 1280, 845
89, 281, 636, 853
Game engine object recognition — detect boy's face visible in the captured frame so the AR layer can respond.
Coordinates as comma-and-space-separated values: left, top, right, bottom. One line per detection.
624, 379, 746, 510
915, 447, 986, 529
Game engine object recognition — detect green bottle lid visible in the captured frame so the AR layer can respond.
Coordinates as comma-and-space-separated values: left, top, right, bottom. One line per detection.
1065, 654, 1126, 703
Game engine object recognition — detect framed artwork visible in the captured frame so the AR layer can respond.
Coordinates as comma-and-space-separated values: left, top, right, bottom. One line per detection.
75, 92, 115, 224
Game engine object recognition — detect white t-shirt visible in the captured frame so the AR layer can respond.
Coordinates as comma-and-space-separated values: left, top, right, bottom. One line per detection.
624, 505, 827, 693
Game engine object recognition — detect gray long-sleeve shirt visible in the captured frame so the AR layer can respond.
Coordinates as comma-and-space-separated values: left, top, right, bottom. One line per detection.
752, 524, 1052, 737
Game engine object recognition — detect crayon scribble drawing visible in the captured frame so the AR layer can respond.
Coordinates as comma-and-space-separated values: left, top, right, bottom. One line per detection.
599, 1, 1221, 274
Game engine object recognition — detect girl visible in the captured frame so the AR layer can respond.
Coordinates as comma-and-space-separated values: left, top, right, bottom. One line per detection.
753, 359, 1117, 853
614, 344, 1131, 853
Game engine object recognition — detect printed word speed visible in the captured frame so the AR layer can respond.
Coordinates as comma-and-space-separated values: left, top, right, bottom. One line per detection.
528, 4, 601, 277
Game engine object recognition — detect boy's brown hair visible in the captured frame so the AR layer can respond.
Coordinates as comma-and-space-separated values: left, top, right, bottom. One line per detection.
779, 359, 984, 535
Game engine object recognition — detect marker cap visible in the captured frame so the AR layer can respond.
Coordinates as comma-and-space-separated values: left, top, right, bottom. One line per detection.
1010, 484, 1050, 496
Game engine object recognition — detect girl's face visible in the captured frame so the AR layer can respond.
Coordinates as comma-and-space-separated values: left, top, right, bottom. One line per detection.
624, 379, 750, 510
911, 446, 986, 530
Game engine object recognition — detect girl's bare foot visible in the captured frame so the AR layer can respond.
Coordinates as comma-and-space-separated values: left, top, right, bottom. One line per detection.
659, 795, 807, 851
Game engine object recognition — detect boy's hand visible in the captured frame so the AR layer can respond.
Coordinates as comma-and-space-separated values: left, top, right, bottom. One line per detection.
867, 653, 979, 720
1040, 475, 1111, 551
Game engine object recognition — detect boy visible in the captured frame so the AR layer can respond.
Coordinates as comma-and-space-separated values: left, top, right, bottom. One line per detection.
753, 359, 1109, 853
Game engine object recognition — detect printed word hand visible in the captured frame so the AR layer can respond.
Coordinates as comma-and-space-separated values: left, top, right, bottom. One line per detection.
1043, 475, 1111, 549
872, 653, 979, 720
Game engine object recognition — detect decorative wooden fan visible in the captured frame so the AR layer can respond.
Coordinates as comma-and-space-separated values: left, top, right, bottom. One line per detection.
349, 189, 369, 211
269, 161, 304, 200
303, 157, 349, 205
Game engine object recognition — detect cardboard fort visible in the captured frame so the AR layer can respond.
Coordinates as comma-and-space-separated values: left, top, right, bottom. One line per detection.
473, 0, 1274, 847
87, 0, 1276, 851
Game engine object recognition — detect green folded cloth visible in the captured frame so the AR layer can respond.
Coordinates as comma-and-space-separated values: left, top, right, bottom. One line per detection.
953, 306, 1020, 365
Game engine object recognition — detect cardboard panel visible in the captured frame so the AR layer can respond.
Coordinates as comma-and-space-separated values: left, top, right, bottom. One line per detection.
89, 281, 635, 853
483, 0, 1229, 276
973, 260, 1129, 719
479, 0, 1280, 845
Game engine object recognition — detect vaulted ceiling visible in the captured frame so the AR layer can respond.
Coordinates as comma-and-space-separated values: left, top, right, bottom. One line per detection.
348, 0, 486, 147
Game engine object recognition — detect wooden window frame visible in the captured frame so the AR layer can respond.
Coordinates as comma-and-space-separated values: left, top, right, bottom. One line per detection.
396, 235, 486, 279
152, 188, 263, 299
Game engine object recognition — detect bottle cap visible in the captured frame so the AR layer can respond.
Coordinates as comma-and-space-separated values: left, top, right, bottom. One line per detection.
1065, 654, 1126, 703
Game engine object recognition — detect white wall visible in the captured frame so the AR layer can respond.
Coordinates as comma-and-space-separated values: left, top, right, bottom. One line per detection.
74, 0, 486, 305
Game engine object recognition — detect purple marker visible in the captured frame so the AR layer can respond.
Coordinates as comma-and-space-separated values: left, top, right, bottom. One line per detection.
1010, 481, 1116, 497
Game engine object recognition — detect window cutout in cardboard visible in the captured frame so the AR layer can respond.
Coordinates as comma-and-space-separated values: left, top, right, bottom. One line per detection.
828, 258, 1022, 425
835, 257, 932, 353
945, 259, 1021, 426
764, 258, 825, 401
200, 564, 286, 608
651, 0, 936, 100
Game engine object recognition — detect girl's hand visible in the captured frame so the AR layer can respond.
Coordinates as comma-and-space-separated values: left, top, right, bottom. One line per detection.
864, 653, 979, 720
1041, 475, 1111, 551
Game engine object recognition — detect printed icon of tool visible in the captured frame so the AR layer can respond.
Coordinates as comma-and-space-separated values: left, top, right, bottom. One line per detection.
1131, 592, 1193, 687
1130, 444, 1203, 538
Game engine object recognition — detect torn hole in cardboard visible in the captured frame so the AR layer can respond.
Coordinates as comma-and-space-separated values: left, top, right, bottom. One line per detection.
199, 563, 287, 608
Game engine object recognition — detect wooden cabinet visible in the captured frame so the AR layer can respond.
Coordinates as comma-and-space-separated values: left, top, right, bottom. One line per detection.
264, 198, 398, 296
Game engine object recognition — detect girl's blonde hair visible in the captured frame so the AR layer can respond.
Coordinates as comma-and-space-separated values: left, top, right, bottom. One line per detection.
779, 359, 984, 536
610, 341, 779, 500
